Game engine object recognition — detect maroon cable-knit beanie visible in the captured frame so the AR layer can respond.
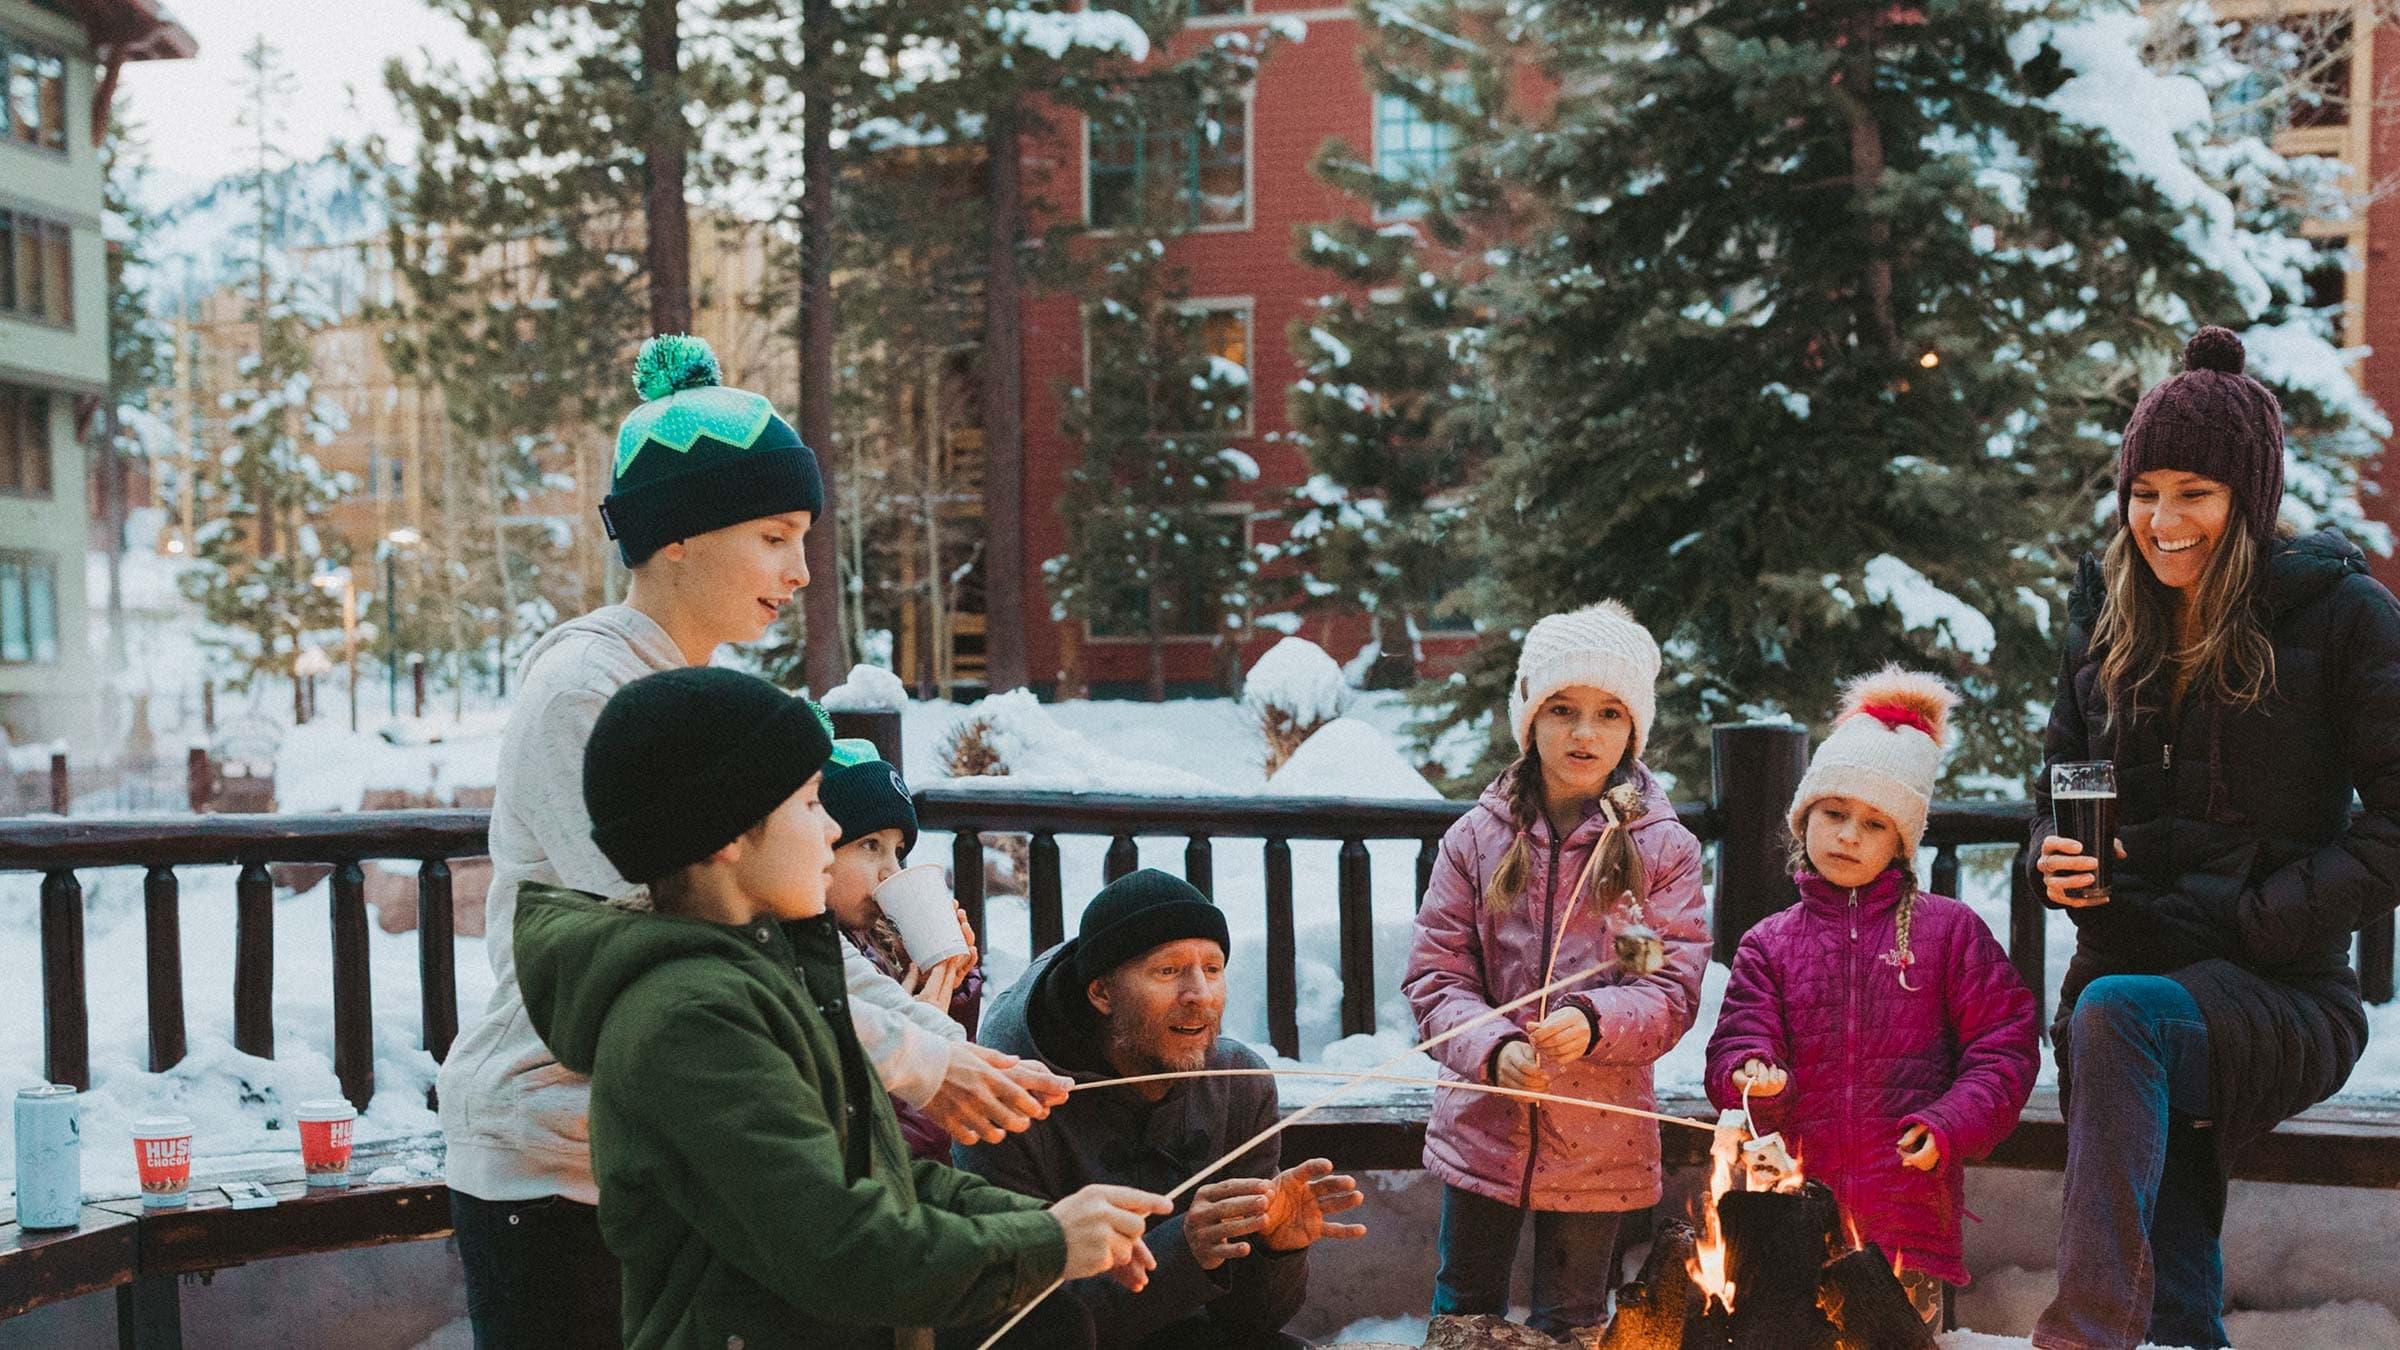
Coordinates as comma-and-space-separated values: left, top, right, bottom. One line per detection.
2117, 326, 2286, 542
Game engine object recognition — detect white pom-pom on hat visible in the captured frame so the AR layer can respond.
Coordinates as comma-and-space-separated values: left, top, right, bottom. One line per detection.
1787, 665, 1960, 857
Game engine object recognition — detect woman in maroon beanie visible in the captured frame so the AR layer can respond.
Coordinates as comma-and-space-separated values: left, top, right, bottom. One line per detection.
2027, 328, 2400, 1349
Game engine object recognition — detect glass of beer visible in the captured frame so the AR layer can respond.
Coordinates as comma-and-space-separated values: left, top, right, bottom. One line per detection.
2051, 761, 2116, 900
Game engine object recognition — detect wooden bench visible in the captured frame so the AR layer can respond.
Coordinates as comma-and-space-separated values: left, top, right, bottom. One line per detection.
0, 1141, 453, 1346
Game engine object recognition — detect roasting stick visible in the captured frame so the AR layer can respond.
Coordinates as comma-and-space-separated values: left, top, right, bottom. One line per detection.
1066, 1067, 1721, 1133
973, 958, 1615, 1350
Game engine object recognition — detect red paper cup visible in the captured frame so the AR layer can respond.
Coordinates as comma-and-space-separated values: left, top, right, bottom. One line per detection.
131, 1115, 193, 1208
297, 1100, 356, 1188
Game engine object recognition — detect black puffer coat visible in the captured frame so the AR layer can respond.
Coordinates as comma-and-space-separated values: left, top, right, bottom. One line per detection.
2031, 528, 2400, 1163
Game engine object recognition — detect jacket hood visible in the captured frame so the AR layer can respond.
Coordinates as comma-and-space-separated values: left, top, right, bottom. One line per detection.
1472, 761, 1678, 847
981, 941, 1113, 1081
2067, 527, 2367, 631
516, 603, 685, 681
512, 881, 790, 1073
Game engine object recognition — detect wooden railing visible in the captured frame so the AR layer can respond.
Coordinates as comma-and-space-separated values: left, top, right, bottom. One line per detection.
3, 722, 2392, 1109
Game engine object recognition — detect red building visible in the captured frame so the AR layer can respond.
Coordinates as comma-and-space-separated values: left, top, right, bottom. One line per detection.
1009, 1, 1478, 697
1004, 1, 2400, 698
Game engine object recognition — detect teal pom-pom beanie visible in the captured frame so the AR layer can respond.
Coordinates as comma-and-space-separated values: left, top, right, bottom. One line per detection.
600, 334, 825, 567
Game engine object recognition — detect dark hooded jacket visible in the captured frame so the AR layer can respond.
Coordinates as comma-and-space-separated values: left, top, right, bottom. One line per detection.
957, 940, 1307, 1348
513, 883, 1063, 1350
2030, 528, 2400, 1164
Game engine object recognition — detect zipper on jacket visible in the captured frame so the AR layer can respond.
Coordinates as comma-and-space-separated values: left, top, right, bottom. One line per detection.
1844, 888, 1859, 1181
1519, 835, 1562, 1210
2163, 742, 2174, 772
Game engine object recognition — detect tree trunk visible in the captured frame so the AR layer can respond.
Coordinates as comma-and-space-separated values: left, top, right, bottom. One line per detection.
99, 403, 127, 669
979, 102, 1030, 693
1145, 542, 1166, 703
799, 0, 845, 694
1831, 49, 1899, 358
639, 0, 692, 336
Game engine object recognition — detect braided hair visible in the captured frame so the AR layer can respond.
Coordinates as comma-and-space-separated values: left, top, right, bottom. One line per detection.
1483, 742, 1649, 920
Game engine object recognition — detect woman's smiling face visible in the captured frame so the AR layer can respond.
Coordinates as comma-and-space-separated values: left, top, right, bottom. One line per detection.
2127, 469, 2234, 592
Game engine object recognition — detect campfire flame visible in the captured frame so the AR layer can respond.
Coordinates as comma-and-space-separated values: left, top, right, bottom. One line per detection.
1686, 1124, 1812, 1313
1686, 1125, 1742, 1308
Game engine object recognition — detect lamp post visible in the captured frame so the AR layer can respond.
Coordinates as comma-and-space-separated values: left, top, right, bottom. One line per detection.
381, 527, 421, 718
312, 567, 361, 732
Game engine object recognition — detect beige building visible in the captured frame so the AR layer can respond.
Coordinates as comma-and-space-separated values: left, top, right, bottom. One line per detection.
0, 0, 191, 745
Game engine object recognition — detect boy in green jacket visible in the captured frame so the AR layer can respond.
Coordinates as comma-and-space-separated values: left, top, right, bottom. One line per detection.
514, 666, 1168, 1350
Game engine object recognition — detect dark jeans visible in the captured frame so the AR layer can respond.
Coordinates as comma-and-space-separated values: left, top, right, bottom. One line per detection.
1433, 1184, 1622, 1338
2036, 975, 2229, 1350
452, 1192, 623, 1350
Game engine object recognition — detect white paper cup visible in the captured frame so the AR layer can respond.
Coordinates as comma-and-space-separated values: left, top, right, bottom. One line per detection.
874, 864, 972, 968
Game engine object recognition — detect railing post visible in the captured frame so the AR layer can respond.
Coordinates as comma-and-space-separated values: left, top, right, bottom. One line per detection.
233, 861, 275, 1059
40, 868, 88, 1090
2360, 912, 2394, 1005
144, 865, 187, 1072
2010, 844, 2048, 1034
952, 829, 986, 947
332, 862, 375, 1110
830, 707, 903, 768
1030, 833, 1064, 953
1416, 840, 1439, 913
1105, 834, 1138, 884
1337, 840, 1375, 1038
1709, 722, 1809, 962
1264, 838, 1298, 1059
1184, 835, 1213, 899
48, 750, 68, 816
420, 859, 458, 1063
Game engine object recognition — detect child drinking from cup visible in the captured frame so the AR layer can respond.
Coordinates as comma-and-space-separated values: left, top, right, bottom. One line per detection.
513, 667, 1168, 1350
1706, 667, 2040, 1326
1404, 601, 1711, 1343
822, 742, 985, 1159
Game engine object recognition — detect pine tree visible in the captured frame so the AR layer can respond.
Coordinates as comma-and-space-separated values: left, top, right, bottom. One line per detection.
98, 116, 174, 671
1380, 0, 2381, 785
179, 38, 352, 695
1046, 238, 1258, 702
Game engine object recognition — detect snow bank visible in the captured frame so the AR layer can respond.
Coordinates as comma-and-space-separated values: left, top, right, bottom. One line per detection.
822, 663, 910, 712
1244, 637, 1349, 726
1267, 718, 1441, 801
933, 690, 1229, 795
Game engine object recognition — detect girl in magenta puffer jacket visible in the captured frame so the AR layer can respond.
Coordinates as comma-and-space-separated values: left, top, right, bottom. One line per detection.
1405, 602, 1711, 1343
1706, 668, 2039, 1327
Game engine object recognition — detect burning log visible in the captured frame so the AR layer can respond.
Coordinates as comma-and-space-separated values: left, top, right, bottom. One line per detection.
1817, 1244, 1936, 1350
1599, 1219, 1703, 1350
1424, 1313, 1564, 1350
1717, 1183, 1841, 1349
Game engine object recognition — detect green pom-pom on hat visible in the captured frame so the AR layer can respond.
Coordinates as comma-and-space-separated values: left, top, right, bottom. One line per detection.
632, 334, 723, 402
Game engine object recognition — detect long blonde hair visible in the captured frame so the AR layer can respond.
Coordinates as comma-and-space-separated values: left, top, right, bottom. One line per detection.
2091, 515, 2279, 727
1483, 744, 1649, 918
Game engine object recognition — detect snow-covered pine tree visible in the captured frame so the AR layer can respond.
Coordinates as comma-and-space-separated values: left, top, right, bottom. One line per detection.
1394, 0, 2381, 784
179, 38, 352, 693
1046, 237, 1259, 701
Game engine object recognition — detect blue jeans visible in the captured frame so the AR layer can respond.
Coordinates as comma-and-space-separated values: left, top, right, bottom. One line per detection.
1433, 1184, 1622, 1337
451, 1192, 621, 1350
2036, 976, 2228, 1350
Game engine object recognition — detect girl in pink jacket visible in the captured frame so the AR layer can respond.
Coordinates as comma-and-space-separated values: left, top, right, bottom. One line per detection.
1404, 602, 1711, 1342
1705, 668, 2039, 1327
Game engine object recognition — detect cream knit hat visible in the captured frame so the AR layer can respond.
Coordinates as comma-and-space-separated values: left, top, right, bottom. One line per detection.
1787, 666, 1959, 857
1508, 601, 1661, 759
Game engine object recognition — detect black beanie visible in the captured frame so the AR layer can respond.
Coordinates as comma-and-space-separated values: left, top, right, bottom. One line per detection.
822, 756, 918, 859
1072, 869, 1230, 985
584, 668, 835, 883
601, 335, 826, 567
